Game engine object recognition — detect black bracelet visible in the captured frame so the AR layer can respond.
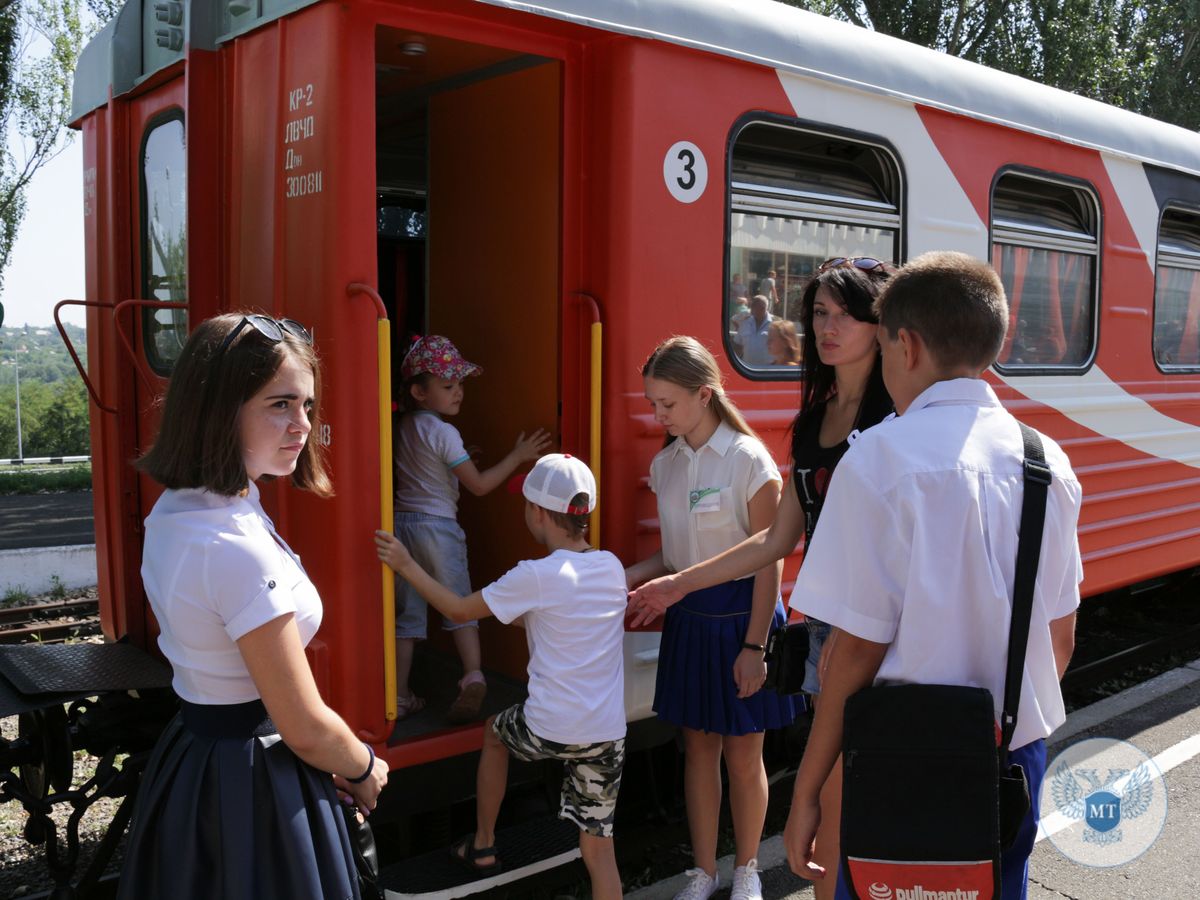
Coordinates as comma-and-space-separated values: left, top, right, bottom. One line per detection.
346, 743, 375, 784
741, 641, 766, 653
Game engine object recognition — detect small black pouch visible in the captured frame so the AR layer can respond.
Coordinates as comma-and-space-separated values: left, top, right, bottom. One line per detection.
764, 622, 809, 695
999, 762, 1031, 850
341, 804, 382, 900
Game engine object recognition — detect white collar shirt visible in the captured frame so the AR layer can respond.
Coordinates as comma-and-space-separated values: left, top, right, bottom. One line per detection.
141, 481, 322, 704
650, 421, 782, 575
790, 378, 1083, 749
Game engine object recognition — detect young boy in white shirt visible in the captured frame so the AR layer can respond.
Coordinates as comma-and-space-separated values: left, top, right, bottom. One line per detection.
376, 453, 626, 899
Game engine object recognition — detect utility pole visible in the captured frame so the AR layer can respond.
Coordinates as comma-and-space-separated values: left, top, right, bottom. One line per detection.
13, 354, 21, 461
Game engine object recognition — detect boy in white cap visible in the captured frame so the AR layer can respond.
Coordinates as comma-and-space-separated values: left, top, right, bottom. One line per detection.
375, 454, 627, 899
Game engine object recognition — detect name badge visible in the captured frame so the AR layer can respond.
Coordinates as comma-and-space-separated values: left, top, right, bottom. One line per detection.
689, 487, 722, 513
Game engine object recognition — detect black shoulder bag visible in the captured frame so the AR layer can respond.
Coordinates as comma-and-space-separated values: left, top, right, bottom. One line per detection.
839, 423, 1050, 900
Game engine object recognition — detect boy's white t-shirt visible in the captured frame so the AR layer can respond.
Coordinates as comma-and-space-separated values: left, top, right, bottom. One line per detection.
482, 549, 627, 745
394, 411, 471, 519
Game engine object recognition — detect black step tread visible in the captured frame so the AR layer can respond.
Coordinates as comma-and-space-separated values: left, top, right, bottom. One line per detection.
379, 815, 579, 898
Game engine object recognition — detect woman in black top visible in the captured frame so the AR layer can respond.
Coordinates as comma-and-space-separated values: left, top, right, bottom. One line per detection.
628, 258, 895, 900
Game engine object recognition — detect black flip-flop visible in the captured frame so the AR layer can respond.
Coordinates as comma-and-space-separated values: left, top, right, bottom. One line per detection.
449, 834, 502, 876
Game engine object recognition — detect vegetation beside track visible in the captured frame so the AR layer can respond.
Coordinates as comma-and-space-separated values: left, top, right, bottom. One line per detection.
0, 463, 91, 495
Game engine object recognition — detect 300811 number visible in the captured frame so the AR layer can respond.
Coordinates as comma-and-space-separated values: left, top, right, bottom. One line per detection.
286, 171, 323, 198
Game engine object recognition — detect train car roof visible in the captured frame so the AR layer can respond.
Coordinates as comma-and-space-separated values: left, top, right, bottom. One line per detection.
73, 0, 1200, 180
482, 0, 1200, 177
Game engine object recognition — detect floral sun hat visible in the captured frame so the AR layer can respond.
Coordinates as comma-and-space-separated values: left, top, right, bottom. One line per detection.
401, 335, 483, 380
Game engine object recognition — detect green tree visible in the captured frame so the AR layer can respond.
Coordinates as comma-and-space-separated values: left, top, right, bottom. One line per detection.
0, 0, 87, 295
26, 376, 87, 455
780, 0, 1200, 130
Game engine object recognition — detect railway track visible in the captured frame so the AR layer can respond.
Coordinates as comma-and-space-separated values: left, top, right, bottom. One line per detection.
0, 597, 101, 644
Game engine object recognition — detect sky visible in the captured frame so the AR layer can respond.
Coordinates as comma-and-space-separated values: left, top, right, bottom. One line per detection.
1, 137, 86, 328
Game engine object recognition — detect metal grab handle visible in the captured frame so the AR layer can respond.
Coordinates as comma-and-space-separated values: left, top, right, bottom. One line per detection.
346, 282, 397, 727
54, 299, 117, 414
112, 299, 187, 392
572, 291, 603, 549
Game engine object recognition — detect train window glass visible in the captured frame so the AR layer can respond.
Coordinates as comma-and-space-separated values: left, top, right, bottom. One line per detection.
140, 114, 187, 373
1154, 208, 1200, 369
728, 122, 901, 376
992, 174, 1098, 370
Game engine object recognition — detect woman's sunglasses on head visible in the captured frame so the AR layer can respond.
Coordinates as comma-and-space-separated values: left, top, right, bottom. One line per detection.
818, 257, 893, 274
218, 315, 313, 356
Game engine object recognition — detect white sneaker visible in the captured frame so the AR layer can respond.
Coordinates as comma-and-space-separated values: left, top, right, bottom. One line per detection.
673, 867, 718, 900
731, 858, 763, 900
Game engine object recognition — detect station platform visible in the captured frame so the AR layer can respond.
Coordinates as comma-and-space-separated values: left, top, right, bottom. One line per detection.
633, 659, 1200, 899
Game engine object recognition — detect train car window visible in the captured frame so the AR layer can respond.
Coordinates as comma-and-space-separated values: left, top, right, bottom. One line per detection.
140, 113, 188, 374
728, 121, 901, 377
991, 173, 1098, 371
1154, 208, 1200, 370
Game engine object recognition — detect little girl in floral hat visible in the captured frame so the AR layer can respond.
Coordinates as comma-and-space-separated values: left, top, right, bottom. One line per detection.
390, 335, 551, 722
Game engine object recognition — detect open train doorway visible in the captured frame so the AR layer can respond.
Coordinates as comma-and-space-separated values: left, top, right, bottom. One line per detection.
375, 28, 562, 744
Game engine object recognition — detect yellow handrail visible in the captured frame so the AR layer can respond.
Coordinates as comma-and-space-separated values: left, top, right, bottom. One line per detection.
347, 283, 397, 722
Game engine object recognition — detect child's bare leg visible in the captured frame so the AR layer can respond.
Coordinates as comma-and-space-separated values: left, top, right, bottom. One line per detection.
395, 636, 416, 698
723, 730, 768, 866
579, 831, 621, 900
472, 716, 508, 862
452, 623, 482, 674
682, 727, 724, 877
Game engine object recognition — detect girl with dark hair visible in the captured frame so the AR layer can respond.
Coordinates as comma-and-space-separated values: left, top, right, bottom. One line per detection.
625, 336, 798, 900
629, 259, 895, 900
119, 313, 388, 900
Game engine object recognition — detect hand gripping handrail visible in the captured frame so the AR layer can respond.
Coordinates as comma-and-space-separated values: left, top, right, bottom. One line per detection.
54, 299, 117, 414
111, 299, 188, 392
572, 291, 603, 549
346, 282, 398, 725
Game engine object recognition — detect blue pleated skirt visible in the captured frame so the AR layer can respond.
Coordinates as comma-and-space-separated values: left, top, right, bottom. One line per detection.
117, 699, 360, 900
653, 579, 800, 735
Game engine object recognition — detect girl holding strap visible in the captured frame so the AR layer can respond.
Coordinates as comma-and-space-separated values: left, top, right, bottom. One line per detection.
626, 336, 799, 900
119, 313, 388, 900
629, 259, 895, 900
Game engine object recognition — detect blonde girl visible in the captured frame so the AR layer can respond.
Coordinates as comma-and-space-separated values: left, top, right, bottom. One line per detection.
625, 336, 798, 900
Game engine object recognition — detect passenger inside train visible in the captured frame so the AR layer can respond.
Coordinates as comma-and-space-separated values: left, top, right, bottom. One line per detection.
390, 335, 551, 724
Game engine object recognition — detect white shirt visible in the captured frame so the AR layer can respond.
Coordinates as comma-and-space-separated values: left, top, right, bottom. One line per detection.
790, 378, 1082, 750
141, 481, 322, 705
394, 411, 471, 518
736, 314, 777, 366
650, 422, 782, 574
482, 549, 627, 744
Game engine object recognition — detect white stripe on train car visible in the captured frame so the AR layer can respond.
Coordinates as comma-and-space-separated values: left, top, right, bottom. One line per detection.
993, 368, 1200, 470
1101, 153, 1161, 268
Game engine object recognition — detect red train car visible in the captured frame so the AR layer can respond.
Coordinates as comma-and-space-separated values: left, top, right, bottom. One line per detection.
58, 0, 1200, 889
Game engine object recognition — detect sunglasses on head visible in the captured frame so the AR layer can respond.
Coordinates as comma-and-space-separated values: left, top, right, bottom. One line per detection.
818, 257, 892, 274
217, 315, 313, 356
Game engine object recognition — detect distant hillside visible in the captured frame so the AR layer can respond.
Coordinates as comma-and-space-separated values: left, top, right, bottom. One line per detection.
0, 324, 89, 459
0, 323, 87, 385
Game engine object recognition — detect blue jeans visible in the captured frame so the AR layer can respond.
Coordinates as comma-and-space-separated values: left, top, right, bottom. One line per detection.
393, 511, 476, 638
834, 739, 1047, 900
803, 617, 832, 695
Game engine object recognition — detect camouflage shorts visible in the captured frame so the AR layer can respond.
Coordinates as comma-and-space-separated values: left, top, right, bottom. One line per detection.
492, 704, 625, 838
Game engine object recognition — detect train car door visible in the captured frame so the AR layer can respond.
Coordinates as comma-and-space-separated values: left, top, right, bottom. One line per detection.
375, 29, 562, 728
113, 80, 189, 643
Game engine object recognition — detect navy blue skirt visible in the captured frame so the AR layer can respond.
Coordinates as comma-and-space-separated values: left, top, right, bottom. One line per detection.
654, 579, 800, 735
117, 699, 360, 900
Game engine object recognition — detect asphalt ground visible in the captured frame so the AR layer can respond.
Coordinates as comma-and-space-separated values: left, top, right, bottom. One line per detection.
633, 664, 1200, 900
0, 491, 94, 549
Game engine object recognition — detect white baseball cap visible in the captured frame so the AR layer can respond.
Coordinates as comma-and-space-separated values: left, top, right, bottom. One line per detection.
509, 453, 596, 515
